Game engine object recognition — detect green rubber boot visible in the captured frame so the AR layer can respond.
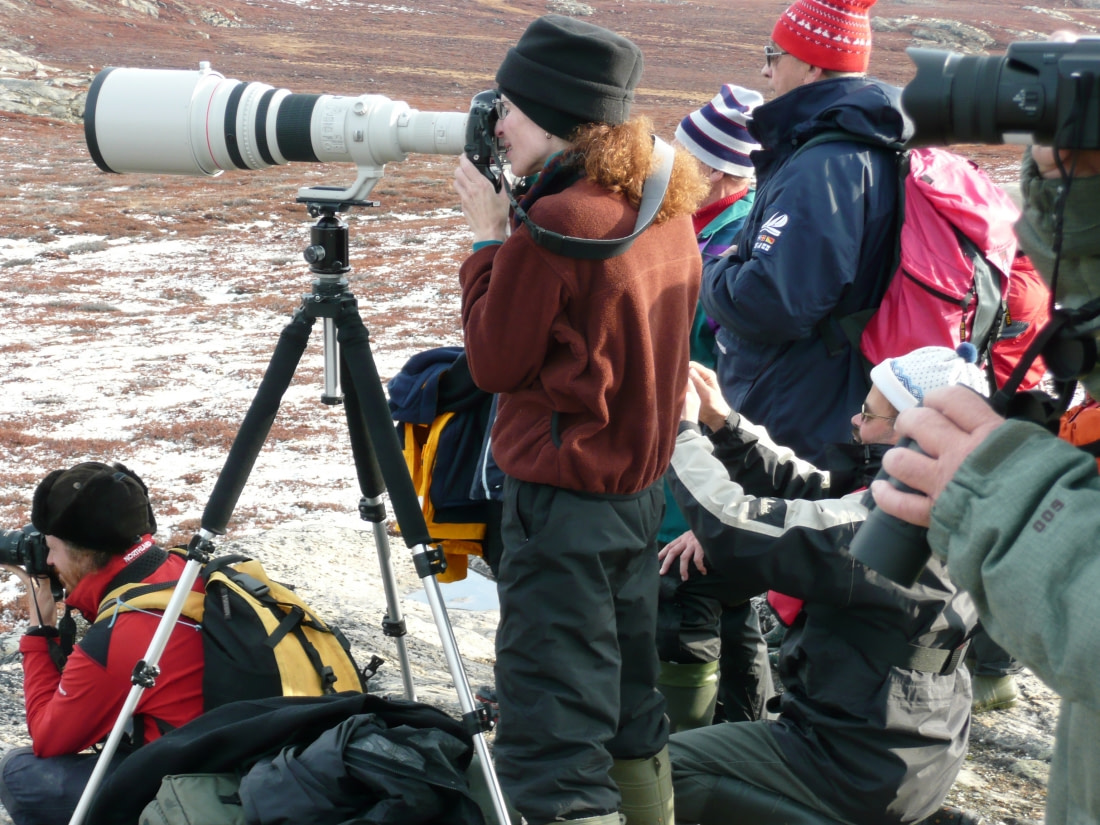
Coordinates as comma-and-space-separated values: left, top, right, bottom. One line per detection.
609, 744, 675, 825
657, 660, 719, 732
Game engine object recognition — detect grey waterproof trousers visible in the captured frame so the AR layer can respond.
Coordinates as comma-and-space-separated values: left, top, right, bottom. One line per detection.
670, 720, 848, 824
0, 746, 127, 825
656, 567, 773, 723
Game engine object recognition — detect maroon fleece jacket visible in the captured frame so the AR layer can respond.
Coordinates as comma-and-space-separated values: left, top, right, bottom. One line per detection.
460, 177, 701, 494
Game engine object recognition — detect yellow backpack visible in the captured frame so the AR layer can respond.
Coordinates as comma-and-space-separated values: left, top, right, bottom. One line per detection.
401, 412, 487, 583
96, 549, 368, 710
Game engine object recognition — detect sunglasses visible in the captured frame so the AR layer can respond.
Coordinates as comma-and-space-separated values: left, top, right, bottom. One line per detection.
764, 44, 788, 67
860, 403, 897, 424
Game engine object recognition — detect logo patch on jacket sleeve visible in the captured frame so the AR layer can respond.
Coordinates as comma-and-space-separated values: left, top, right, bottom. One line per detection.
753, 213, 788, 254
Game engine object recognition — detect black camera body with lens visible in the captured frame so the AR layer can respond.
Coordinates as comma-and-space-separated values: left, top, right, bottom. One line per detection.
0, 525, 50, 578
903, 38, 1100, 149
464, 90, 503, 190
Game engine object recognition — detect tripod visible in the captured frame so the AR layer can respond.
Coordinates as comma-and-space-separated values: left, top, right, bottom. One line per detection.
68, 201, 510, 825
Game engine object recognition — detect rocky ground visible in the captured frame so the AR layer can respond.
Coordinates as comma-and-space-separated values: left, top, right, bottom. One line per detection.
0, 0, 1095, 821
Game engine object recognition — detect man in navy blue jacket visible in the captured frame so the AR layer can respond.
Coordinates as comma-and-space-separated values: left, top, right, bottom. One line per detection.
703, 0, 909, 464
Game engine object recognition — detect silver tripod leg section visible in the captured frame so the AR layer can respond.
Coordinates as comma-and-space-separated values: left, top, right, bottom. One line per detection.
322, 316, 341, 403
365, 494, 417, 701
411, 542, 510, 825
68, 556, 206, 825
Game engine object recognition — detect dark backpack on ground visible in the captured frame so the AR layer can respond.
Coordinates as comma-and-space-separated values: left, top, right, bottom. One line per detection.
88, 693, 484, 825
807, 134, 1020, 387
94, 547, 369, 721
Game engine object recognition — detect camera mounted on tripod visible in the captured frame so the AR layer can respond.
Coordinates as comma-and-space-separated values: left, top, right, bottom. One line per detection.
464, 89, 505, 191
84, 63, 496, 206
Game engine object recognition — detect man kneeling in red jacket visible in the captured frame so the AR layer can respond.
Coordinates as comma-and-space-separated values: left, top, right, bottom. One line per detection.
0, 461, 204, 825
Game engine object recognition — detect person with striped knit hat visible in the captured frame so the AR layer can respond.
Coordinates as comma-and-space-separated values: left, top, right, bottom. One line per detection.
674, 84, 762, 262
656, 84, 774, 736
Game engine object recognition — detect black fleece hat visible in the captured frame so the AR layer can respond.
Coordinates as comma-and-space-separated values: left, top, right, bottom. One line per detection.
495, 14, 644, 139
31, 461, 156, 554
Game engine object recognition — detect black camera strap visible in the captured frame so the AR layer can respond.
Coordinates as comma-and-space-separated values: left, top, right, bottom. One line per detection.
506, 135, 675, 261
991, 72, 1100, 422
57, 607, 77, 663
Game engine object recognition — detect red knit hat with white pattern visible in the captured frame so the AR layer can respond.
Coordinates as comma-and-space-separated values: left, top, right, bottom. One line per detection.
772, 0, 877, 73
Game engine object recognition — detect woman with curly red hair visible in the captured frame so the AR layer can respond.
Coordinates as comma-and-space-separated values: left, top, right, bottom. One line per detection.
453, 15, 706, 825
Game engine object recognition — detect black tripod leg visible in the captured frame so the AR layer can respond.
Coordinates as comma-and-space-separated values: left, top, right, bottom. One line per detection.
334, 300, 512, 825
341, 355, 417, 700
333, 308, 433, 547
202, 308, 315, 535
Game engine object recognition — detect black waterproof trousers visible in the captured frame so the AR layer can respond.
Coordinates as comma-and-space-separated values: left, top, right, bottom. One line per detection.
493, 477, 668, 825
656, 568, 773, 723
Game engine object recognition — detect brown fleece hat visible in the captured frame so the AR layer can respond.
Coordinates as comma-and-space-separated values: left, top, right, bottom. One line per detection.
31, 461, 156, 553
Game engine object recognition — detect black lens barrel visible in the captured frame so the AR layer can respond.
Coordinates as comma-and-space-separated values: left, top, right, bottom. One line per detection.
275, 94, 321, 163
83, 67, 115, 173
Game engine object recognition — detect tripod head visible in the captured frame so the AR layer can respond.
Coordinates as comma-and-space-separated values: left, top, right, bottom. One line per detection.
301, 200, 359, 280
297, 200, 373, 406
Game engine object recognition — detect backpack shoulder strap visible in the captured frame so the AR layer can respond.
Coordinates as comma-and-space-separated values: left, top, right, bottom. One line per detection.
797, 132, 907, 362
95, 546, 206, 624
791, 129, 905, 159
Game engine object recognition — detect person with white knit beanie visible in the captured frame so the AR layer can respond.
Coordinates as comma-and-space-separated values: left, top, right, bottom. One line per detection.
870, 342, 989, 413
660, 345, 989, 825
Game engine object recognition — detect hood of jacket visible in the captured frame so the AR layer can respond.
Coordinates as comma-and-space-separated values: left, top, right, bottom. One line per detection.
749, 76, 911, 175
823, 441, 890, 494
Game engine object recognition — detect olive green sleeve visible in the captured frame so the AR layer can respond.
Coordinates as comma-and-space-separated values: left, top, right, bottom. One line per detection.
929, 419, 1100, 708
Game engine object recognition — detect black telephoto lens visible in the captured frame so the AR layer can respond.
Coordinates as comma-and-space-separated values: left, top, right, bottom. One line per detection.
903, 40, 1100, 149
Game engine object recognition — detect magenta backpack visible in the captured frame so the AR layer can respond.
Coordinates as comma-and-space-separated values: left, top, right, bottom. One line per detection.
806, 136, 1021, 387
862, 147, 1019, 369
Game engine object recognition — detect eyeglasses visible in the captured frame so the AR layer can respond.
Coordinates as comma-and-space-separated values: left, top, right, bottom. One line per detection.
764, 44, 788, 67
494, 98, 511, 122
860, 403, 897, 424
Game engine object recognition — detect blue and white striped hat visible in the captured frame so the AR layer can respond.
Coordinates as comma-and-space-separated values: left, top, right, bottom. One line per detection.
675, 84, 762, 177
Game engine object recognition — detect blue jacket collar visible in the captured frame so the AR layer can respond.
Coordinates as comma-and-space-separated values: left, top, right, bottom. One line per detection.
750, 76, 911, 157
